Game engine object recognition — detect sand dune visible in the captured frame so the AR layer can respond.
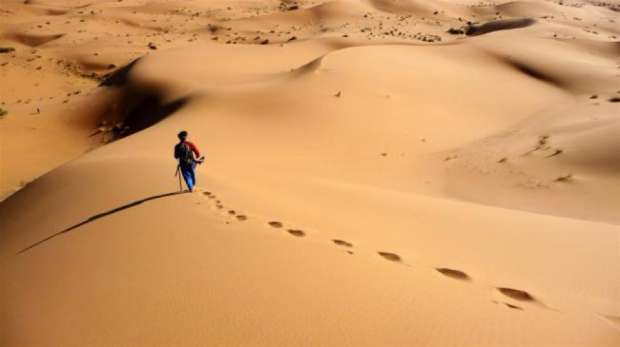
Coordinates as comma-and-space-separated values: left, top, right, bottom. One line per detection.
1, 0, 619, 346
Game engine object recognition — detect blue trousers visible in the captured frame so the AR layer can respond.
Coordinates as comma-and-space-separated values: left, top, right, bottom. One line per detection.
180, 164, 196, 191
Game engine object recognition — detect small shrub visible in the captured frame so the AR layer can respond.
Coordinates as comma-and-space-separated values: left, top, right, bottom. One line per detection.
279, 0, 299, 11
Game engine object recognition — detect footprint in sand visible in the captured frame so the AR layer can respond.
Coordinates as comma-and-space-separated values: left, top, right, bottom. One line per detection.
435, 268, 471, 281
377, 251, 402, 262
497, 287, 536, 302
504, 303, 523, 310
228, 210, 236, 215
287, 229, 305, 237
492, 300, 523, 310
332, 239, 353, 248
268, 221, 283, 228
236, 214, 247, 221
546, 149, 563, 158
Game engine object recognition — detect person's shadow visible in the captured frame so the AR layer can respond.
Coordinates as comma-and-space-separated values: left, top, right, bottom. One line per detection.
17, 191, 189, 254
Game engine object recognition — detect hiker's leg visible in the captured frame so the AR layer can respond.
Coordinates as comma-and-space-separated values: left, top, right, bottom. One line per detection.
181, 167, 194, 191
190, 164, 197, 187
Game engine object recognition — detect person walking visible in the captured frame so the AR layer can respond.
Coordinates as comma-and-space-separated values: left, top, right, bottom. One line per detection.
174, 130, 203, 192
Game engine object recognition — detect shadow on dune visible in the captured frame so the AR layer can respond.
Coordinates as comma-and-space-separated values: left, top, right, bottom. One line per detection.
506, 59, 566, 89
97, 58, 191, 138
17, 191, 189, 254
466, 18, 535, 36
8, 32, 65, 47
100, 58, 141, 87
120, 94, 190, 137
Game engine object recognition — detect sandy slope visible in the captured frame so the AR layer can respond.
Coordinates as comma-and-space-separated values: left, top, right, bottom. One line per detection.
1, 0, 620, 346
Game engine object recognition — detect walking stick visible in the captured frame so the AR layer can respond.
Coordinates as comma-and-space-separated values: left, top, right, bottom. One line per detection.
175, 165, 182, 192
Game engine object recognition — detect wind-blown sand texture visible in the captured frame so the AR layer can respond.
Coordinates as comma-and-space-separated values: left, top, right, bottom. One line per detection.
1, 0, 619, 346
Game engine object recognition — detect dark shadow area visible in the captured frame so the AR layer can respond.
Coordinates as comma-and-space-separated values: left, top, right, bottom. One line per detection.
120, 94, 189, 137
17, 191, 189, 254
506, 60, 566, 89
466, 18, 535, 36
96, 57, 190, 139
92, 86, 190, 140
100, 58, 141, 87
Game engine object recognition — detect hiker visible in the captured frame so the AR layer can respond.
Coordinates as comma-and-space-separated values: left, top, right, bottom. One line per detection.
174, 131, 203, 192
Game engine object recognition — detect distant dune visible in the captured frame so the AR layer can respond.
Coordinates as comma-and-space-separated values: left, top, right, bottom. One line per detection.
1, 0, 619, 346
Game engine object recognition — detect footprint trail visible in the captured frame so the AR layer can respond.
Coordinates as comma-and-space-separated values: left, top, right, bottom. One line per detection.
198, 189, 557, 315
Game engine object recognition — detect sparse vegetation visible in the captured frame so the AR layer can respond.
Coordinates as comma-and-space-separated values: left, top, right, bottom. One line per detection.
447, 27, 465, 35
590, 1, 620, 12
0, 107, 7, 117
279, 0, 299, 11
207, 23, 222, 34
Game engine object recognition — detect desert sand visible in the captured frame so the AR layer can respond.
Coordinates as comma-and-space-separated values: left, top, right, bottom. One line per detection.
1, 0, 619, 346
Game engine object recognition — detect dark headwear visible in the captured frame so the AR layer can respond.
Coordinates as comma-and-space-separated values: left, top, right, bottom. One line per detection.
177, 130, 188, 140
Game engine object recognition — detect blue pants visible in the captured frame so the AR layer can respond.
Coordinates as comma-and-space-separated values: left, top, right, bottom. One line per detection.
180, 164, 196, 191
